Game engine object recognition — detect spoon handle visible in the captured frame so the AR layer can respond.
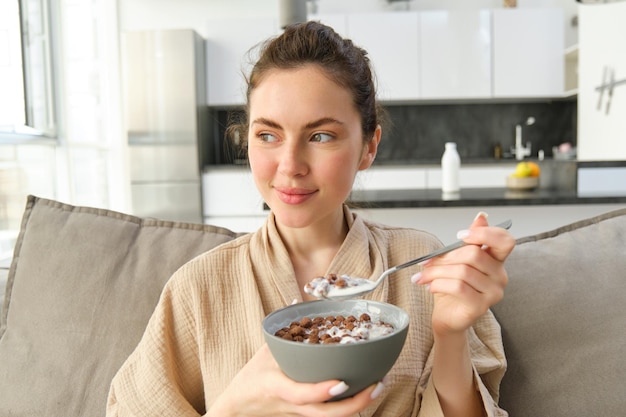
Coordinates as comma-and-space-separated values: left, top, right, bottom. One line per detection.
391, 219, 513, 273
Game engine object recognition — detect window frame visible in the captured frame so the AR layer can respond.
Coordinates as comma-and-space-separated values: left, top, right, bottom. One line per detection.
0, 0, 58, 144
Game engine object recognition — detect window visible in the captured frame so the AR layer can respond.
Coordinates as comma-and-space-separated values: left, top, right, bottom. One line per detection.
0, 0, 57, 140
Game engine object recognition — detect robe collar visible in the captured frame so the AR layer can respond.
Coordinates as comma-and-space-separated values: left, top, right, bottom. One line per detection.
256, 205, 389, 308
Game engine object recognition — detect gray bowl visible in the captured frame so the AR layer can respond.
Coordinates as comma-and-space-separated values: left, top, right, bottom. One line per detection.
262, 299, 409, 400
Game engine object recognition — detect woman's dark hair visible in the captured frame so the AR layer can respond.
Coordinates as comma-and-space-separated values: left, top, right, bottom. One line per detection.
227, 20, 386, 145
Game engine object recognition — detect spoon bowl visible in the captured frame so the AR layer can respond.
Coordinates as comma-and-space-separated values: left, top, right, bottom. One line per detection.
305, 219, 512, 301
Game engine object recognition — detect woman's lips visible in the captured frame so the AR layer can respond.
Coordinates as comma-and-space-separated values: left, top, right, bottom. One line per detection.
274, 187, 317, 205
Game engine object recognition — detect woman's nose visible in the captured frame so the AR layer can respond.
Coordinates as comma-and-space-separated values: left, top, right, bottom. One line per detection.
277, 141, 308, 177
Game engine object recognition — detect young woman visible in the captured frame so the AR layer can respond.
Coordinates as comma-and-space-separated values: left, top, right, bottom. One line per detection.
107, 21, 515, 417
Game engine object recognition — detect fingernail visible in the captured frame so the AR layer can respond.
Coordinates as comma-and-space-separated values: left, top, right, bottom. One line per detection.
410, 272, 422, 284
329, 381, 349, 396
456, 229, 470, 239
291, 298, 298, 305
371, 382, 385, 400
474, 211, 489, 221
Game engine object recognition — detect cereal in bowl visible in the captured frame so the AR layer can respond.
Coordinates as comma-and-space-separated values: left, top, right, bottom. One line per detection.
274, 313, 394, 345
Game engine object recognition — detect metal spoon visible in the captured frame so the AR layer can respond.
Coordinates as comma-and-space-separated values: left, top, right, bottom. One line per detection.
305, 219, 512, 301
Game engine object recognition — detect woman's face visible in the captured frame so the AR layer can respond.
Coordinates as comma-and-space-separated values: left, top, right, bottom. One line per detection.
247, 64, 379, 229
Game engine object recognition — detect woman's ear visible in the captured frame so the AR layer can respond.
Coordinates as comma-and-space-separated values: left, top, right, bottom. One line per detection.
358, 125, 381, 171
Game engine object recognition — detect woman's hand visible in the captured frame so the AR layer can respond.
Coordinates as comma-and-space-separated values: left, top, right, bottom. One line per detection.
412, 212, 516, 336
207, 343, 383, 417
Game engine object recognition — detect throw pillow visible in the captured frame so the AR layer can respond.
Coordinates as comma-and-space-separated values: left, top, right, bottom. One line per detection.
0, 195, 240, 416
492, 207, 626, 416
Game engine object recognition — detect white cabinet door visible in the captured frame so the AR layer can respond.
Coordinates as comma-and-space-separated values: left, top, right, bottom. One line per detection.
202, 169, 267, 233
347, 12, 420, 102
492, 8, 564, 98
206, 17, 279, 106
577, 2, 626, 161
420, 10, 492, 99
202, 169, 264, 217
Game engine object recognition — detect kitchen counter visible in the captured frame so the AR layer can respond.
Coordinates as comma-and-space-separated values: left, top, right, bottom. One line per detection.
348, 187, 626, 209
202, 161, 626, 235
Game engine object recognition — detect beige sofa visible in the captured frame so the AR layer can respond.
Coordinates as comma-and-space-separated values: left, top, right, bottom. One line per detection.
1, 195, 625, 416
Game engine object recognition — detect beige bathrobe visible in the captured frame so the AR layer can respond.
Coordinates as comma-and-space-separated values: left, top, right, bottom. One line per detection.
107, 207, 508, 417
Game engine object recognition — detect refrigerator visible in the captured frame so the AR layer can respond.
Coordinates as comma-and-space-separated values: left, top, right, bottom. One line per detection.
121, 29, 208, 223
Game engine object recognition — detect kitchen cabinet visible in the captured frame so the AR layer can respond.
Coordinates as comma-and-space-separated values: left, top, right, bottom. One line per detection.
577, 1, 626, 161
202, 168, 267, 232
204, 9, 567, 107
206, 17, 279, 106
346, 12, 420, 102
419, 10, 492, 99
492, 8, 564, 98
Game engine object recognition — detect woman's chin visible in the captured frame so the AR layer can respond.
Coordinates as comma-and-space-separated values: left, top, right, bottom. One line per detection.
273, 211, 315, 229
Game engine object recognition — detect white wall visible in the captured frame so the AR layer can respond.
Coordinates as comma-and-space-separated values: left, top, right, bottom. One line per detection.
118, 0, 579, 46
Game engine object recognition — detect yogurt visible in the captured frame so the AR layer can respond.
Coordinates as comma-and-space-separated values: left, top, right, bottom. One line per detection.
304, 273, 373, 299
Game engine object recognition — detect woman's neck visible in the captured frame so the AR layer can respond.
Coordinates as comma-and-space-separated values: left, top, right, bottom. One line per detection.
276, 207, 349, 299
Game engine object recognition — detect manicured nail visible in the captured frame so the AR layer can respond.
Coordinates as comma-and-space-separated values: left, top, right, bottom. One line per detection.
370, 382, 385, 399
417, 258, 432, 266
474, 211, 489, 221
329, 381, 349, 396
456, 229, 470, 239
411, 272, 422, 284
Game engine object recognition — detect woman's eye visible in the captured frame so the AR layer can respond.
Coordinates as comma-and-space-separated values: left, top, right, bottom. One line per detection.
311, 133, 333, 143
259, 133, 277, 143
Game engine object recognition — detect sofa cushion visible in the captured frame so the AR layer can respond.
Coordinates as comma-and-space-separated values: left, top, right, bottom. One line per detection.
0, 196, 239, 416
492, 207, 626, 417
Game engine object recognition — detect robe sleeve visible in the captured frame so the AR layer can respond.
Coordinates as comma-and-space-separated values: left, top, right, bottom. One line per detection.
417, 311, 509, 417
106, 276, 206, 417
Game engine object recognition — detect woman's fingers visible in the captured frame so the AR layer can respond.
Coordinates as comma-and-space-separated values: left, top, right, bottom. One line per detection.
276, 380, 383, 417
299, 382, 384, 417
278, 379, 349, 405
254, 341, 383, 416
456, 213, 516, 263
417, 244, 508, 287
424, 261, 504, 295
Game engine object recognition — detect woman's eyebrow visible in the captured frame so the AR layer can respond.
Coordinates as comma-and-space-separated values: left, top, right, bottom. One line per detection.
251, 117, 344, 130
251, 117, 282, 129
305, 117, 344, 129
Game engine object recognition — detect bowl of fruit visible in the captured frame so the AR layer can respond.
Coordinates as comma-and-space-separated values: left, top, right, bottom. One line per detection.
506, 161, 540, 190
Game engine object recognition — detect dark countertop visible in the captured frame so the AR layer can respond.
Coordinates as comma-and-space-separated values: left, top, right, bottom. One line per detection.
348, 187, 626, 209
210, 160, 626, 209
205, 159, 626, 171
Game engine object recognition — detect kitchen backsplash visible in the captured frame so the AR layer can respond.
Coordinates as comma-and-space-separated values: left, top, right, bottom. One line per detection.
208, 99, 576, 166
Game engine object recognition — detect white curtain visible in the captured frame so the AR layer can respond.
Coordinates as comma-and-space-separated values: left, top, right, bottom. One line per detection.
0, 0, 130, 259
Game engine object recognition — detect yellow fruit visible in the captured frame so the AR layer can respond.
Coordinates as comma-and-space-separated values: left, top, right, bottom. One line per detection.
514, 162, 533, 177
